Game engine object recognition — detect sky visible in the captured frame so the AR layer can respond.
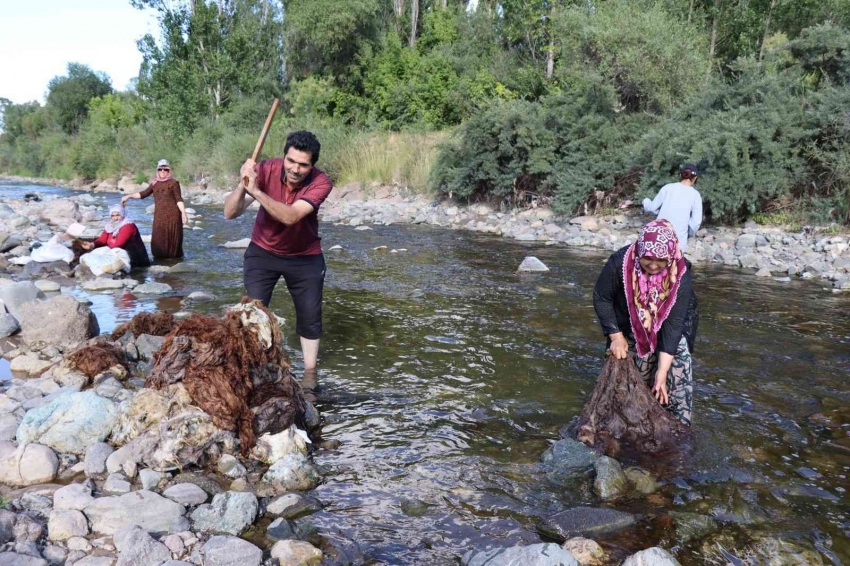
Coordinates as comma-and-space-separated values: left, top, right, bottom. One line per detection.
0, 0, 159, 104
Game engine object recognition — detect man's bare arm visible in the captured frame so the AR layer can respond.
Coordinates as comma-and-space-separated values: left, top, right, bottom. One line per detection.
224, 185, 255, 219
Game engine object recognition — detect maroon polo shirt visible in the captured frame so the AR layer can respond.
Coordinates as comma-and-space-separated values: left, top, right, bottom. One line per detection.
250, 158, 333, 257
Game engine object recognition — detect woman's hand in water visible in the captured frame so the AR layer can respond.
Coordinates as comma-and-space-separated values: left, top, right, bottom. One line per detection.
608, 333, 629, 359
652, 373, 669, 405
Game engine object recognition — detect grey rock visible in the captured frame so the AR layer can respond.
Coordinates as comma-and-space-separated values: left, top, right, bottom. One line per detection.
21, 492, 53, 513
0, 441, 59, 486
17, 391, 117, 454
217, 455, 247, 479
201, 535, 262, 566
593, 456, 628, 501
105, 445, 135, 475
266, 517, 297, 541
517, 256, 550, 272
18, 295, 99, 347
84, 490, 186, 535
222, 238, 251, 249
266, 493, 322, 519
139, 468, 165, 490
73, 557, 116, 566
755, 267, 772, 277
0, 313, 20, 338
169, 516, 191, 534
0, 553, 48, 566
169, 472, 226, 496
42, 544, 67, 565
0, 509, 16, 544
104, 473, 132, 494
191, 491, 258, 535
47, 509, 89, 540
133, 282, 172, 294
135, 334, 166, 361
114, 524, 171, 566
624, 467, 660, 495
34, 280, 60, 293
85, 442, 114, 476
540, 438, 597, 484
462, 543, 579, 566
185, 291, 216, 302
0, 282, 45, 319
163, 483, 208, 506
13, 541, 41, 558
53, 482, 95, 511
539, 507, 637, 541
621, 547, 681, 566
80, 278, 138, 291
262, 453, 322, 492
13, 514, 44, 542
735, 234, 757, 249
270, 540, 324, 566
94, 376, 124, 399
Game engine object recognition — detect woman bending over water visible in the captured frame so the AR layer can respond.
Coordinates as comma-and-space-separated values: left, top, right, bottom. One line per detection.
592, 219, 699, 425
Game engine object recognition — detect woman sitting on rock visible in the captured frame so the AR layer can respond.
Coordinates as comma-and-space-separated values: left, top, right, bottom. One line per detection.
592, 219, 699, 425
81, 204, 150, 268
121, 159, 187, 259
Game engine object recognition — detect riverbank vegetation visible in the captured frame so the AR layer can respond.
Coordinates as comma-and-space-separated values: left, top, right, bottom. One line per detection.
1, 0, 849, 224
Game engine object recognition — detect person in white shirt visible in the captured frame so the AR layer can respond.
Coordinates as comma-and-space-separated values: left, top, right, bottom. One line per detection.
643, 164, 703, 253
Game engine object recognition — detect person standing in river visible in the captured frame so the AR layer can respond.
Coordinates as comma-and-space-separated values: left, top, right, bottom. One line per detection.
121, 159, 188, 259
224, 131, 333, 382
593, 219, 699, 425
642, 164, 703, 253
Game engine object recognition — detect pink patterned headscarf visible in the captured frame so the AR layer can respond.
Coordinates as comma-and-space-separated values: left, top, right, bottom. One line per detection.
623, 219, 687, 357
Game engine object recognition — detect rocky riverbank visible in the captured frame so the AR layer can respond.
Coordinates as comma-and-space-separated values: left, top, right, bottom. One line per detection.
319, 183, 850, 294
0, 181, 843, 564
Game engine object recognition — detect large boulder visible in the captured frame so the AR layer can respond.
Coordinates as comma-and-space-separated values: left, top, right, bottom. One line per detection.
84, 490, 186, 535
463, 543, 579, 566
191, 491, 258, 536
0, 282, 45, 319
18, 295, 99, 347
17, 391, 117, 454
0, 441, 59, 486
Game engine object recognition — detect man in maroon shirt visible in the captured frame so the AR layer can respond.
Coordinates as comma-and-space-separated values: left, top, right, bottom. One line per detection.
224, 131, 333, 376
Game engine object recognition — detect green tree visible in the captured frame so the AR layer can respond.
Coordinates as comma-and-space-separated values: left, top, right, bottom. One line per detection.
46, 63, 113, 134
134, 0, 284, 136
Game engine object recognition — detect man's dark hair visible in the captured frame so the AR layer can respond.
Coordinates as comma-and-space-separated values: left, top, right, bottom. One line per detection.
284, 130, 321, 164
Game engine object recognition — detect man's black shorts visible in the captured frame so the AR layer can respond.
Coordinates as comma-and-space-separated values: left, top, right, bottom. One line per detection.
243, 242, 325, 339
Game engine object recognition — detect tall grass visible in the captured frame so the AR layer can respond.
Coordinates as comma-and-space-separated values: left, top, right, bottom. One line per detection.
1, 115, 444, 196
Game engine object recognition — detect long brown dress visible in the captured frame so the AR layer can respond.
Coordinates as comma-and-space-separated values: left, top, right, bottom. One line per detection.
139, 179, 184, 259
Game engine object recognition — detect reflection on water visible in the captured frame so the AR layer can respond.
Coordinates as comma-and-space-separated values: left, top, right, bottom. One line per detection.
6, 182, 850, 564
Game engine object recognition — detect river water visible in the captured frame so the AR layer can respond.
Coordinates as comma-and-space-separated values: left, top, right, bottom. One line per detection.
5, 182, 850, 564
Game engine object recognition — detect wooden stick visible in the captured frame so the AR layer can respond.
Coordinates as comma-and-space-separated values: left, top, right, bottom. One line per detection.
243, 98, 280, 188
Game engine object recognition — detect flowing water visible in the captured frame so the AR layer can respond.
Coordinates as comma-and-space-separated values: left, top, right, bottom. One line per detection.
6, 182, 850, 564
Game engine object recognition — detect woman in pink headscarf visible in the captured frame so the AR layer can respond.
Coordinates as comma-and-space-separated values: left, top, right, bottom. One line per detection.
592, 219, 699, 425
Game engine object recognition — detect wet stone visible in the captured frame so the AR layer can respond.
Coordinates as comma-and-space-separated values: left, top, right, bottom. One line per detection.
539, 507, 637, 541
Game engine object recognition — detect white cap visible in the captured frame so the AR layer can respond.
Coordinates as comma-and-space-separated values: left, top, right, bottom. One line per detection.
65, 223, 86, 238
157, 159, 170, 169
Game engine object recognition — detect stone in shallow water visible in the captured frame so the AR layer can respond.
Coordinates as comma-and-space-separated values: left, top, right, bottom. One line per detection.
518, 256, 550, 272
266, 517, 298, 541
563, 537, 605, 565
222, 238, 251, 249
463, 542, 578, 566
270, 540, 323, 566
539, 507, 637, 541
266, 493, 323, 519
133, 282, 172, 294
593, 456, 628, 501
540, 438, 597, 485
